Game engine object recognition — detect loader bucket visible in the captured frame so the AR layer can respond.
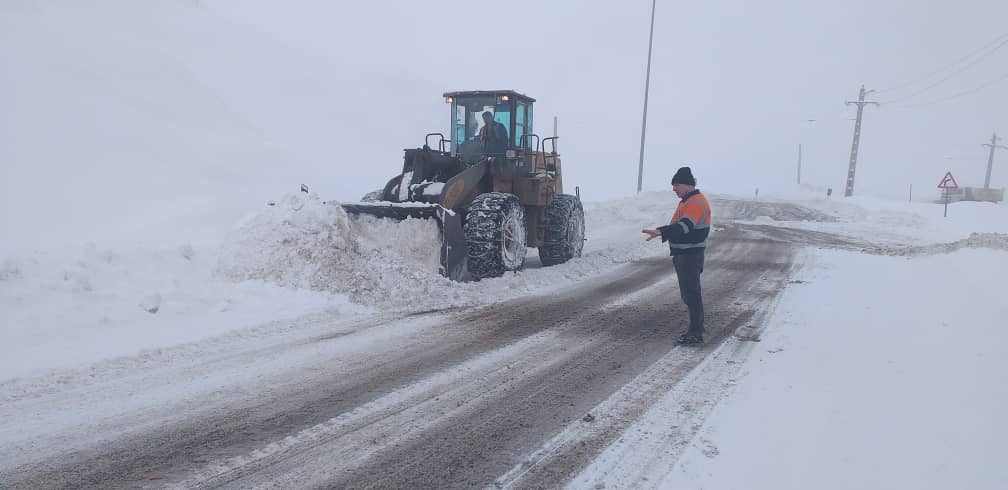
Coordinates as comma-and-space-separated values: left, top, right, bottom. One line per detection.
341, 202, 468, 281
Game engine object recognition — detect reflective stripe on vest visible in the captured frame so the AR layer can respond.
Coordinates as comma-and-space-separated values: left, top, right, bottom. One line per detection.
669, 240, 708, 249
671, 192, 712, 229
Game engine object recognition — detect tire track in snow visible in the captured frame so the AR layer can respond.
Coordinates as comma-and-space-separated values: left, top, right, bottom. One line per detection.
2, 220, 814, 489
0, 252, 675, 489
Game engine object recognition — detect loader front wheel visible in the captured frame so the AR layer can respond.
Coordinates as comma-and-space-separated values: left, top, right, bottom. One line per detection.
538, 194, 585, 266
464, 192, 527, 279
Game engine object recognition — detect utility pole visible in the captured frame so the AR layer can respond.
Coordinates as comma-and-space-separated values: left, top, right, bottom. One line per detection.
844, 85, 879, 197
797, 119, 815, 187
982, 132, 1007, 188
636, 0, 656, 193
797, 143, 802, 185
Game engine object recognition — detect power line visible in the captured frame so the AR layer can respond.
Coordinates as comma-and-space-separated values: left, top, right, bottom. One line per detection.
886, 71, 1008, 109
876, 31, 1008, 95
880, 36, 1008, 104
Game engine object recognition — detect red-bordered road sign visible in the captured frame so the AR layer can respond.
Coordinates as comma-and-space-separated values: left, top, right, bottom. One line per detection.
937, 171, 958, 190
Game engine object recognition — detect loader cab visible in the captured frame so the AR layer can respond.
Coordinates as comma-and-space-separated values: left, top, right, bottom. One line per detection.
444, 90, 535, 162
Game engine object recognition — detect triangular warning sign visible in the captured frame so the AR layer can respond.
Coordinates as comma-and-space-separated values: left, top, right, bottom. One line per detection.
937, 171, 958, 190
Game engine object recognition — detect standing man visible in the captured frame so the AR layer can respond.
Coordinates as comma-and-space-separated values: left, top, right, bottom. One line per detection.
642, 167, 712, 345
478, 111, 509, 155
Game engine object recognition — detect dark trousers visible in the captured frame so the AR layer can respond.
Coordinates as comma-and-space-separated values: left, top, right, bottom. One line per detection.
673, 251, 705, 336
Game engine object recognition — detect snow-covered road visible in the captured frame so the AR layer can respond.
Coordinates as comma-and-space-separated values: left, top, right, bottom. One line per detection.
0, 218, 805, 489
3, 193, 1006, 489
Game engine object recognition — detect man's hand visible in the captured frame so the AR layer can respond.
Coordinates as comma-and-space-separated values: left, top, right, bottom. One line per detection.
642, 229, 661, 241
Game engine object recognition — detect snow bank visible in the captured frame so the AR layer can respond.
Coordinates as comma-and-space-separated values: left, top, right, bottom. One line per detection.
870, 232, 1008, 256
727, 190, 1008, 246
213, 192, 674, 312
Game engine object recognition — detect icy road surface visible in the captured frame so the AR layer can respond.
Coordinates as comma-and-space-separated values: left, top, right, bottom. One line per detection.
0, 216, 870, 489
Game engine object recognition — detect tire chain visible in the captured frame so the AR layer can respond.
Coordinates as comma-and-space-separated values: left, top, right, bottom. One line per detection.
538, 194, 585, 266
464, 192, 525, 279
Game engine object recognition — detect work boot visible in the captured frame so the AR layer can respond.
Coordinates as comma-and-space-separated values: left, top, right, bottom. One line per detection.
676, 333, 704, 346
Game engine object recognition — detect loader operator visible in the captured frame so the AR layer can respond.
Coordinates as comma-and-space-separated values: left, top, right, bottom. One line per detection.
641, 166, 712, 346
478, 111, 509, 155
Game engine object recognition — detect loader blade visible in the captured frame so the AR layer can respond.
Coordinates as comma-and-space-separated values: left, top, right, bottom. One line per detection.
341, 202, 468, 281
437, 207, 467, 281
340, 202, 441, 220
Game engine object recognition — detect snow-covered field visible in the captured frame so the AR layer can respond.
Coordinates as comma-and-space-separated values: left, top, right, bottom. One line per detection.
655, 247, 1008, 490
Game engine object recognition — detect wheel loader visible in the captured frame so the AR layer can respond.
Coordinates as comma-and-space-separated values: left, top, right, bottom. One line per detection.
342, 90, 585, 281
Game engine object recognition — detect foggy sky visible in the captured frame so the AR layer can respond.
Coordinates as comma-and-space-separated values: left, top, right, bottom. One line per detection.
216, 0, 1008, 198
2, 0, 1006, 250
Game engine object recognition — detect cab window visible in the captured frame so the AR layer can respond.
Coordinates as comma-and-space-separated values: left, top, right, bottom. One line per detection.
493, 103, 511, 144
515, 103, 526, 147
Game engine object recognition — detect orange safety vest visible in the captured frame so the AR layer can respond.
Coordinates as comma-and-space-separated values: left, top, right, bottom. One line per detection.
665, 190, 712, 253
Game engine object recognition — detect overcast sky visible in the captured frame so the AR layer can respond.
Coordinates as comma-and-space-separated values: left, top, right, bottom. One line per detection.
2, 0, 1007, 248
209, 0, 1008, 196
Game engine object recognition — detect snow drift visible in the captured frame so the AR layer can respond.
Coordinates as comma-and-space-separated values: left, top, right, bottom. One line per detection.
216, 192, 447, 307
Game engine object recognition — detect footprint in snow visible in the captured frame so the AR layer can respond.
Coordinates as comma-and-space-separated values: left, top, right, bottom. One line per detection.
700, 438, 720, 458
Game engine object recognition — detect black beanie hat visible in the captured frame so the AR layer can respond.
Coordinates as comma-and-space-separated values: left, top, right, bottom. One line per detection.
671, 166, 696, 186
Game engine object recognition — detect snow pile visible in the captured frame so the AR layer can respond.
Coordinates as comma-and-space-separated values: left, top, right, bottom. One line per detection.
216, 192, 450, 307
215, 191, 687, 311
963, 232, 1008, 251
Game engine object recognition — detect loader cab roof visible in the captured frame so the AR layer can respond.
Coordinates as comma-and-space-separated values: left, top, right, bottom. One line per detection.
444, 90, 536, 160
443, 90, 536, 104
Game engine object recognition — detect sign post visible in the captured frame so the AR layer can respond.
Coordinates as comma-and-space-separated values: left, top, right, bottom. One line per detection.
937, 171, 958, 217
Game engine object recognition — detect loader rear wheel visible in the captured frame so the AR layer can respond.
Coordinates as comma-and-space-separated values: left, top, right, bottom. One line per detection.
464, 192, 527, 279
538, 194, 585, 266
381, 175, 404, 202
361, 189, 384, 202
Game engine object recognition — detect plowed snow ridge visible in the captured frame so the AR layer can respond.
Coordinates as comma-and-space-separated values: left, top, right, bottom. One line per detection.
868, 232, 1008, 256
214, 193, 661, 311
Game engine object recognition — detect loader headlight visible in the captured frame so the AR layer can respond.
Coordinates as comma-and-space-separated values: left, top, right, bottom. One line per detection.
505, 149, 517, 158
